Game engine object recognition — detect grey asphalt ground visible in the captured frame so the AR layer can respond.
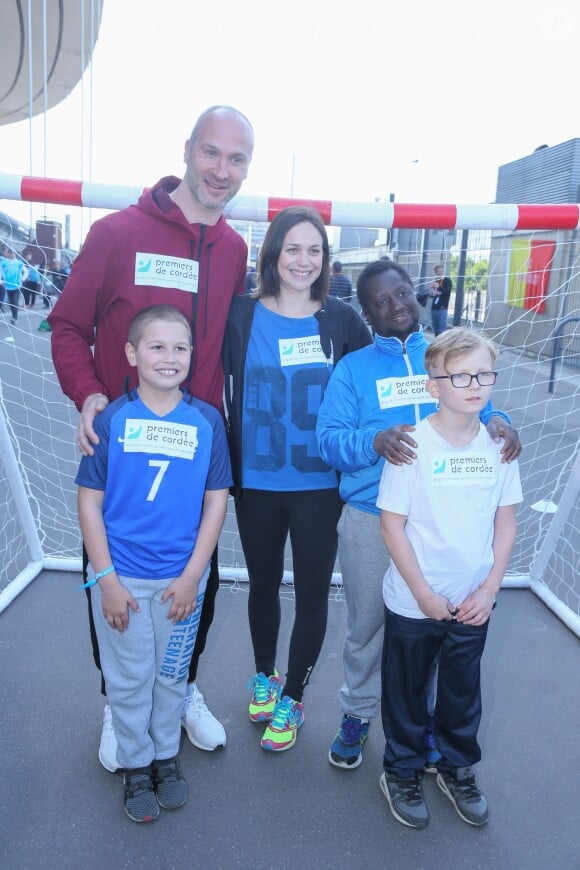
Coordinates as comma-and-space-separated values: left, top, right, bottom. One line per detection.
1, 575, 579, 870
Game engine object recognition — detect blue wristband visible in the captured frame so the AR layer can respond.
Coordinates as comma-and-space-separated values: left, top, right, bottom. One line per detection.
80, 564, 115, 590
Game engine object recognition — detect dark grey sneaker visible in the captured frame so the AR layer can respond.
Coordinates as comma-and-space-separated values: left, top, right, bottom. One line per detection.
123, 766, 160, 823
153, 756, 188, 810
379, 771, 429, 829
436, 767, 489, 826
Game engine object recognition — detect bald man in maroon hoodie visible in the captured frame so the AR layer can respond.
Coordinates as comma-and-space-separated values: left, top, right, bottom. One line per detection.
49, 105, 254, 772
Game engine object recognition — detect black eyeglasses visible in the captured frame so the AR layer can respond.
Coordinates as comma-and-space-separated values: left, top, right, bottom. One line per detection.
431, 371, 498, 388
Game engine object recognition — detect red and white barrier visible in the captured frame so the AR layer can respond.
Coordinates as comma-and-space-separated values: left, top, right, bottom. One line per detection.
2, 172, 580, 231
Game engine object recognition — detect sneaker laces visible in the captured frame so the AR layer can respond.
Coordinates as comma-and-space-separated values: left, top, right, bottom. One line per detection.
270, 696, 301, 729
397, 776, 424, 805
125, 769, 154, 797
154, 757, 182, 784
340, 716, 365, 744
247, 672, 278, 704
183, 684, 212, 720
455, 775, 482, 802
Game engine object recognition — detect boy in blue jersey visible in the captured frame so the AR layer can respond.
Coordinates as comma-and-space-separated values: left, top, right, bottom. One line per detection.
377, 327, 522, 828
316, 260, 521, 771
76, 305, 231, 823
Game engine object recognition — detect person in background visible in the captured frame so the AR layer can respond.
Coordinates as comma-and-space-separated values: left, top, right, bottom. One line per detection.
48, 105, 254, 772
77, 305, 231, 822
49, 259, 70, 300
223, 206, 371, 752
245, 266, 258, 294
329, 260, 353, 303
377, 327, 522, 829
0, 248, 27, 326
38, 263, 52, 309
428, 263, 453, 336
22, 254, 41, 308
316, 259, 521, 772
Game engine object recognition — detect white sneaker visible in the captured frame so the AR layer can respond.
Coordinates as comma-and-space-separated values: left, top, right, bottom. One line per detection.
98, 704, 119, 772
181, 683, 226, 751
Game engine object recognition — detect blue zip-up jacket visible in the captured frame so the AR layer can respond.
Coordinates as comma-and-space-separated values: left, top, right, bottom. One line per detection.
316, 327, 509, 516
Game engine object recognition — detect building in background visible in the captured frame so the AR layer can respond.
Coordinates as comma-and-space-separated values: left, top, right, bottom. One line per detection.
0, 0, 102, 126
486, 139, 580, 356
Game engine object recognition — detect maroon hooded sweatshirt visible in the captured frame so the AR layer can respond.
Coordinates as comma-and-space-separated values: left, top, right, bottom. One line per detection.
48, 176, 247, 412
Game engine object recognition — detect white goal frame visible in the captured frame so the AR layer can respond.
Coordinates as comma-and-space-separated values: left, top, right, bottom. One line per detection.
0, 181, 578, 640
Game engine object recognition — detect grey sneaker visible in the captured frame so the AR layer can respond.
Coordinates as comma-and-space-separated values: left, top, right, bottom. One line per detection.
123, 766, 159, 823
379, 771, 429, 829
436, 767, 489, 826
153, 757, 188, 810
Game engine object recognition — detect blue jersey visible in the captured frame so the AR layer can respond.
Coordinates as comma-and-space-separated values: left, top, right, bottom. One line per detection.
75, 389, 232, 578
0, 257, 26, 290
241, 302, 337, 491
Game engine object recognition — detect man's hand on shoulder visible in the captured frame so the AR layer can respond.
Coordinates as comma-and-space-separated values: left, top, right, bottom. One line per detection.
486, 416, 522, 463
78, 393, 109, 456
374, 424, 418, 466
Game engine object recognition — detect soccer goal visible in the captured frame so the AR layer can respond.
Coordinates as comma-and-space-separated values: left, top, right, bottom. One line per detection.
0, 194, 579, 639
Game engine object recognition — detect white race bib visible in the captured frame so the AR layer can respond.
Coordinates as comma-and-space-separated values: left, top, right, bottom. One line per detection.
119, 419, 198, 460
134, 252, 199, 293
278, 335, 330, 367
430, 451, 496, 485
375, 375, 430, 410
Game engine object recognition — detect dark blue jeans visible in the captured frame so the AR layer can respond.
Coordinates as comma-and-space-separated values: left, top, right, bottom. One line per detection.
431, 308, 448, 336
6, 289, 20, 322
381, 607, 489, 778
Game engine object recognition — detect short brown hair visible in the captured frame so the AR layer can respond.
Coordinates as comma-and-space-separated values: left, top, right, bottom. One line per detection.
128, 305, 192, 348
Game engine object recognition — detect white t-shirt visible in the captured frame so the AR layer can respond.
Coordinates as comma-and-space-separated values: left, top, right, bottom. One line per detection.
376, 416, 523, 619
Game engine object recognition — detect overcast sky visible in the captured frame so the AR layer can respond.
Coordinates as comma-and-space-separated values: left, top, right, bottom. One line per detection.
2, 0, 579, 246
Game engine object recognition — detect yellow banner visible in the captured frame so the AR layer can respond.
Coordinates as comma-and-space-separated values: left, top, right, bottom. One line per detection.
507, 238, 531, 308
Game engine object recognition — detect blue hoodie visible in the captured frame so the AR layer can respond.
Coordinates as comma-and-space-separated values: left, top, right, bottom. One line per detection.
316, 328, 508, 515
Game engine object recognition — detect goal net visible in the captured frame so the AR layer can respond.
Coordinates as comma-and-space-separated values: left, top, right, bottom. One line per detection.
1, 215, 579, 637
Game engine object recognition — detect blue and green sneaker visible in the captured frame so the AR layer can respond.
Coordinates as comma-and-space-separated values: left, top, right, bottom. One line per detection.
260, 695, 304, 751
328, 714, 369, 769
247, 671, 283, 723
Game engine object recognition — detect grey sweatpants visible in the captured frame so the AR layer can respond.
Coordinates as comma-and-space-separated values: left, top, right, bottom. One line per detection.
91, 569, 209, 769
337, 504, 438, 723
337, 504, 388, 720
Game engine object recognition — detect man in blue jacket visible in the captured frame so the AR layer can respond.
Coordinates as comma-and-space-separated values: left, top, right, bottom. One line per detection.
316, 258, 521, 771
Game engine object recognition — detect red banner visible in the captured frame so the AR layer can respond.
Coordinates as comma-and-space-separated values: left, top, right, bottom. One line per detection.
525, 240, 556, 313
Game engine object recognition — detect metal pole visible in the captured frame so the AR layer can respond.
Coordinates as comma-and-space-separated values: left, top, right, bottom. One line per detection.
419, 229, 429, 284
453, 228, 469, 325
386, 192, 395, 251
